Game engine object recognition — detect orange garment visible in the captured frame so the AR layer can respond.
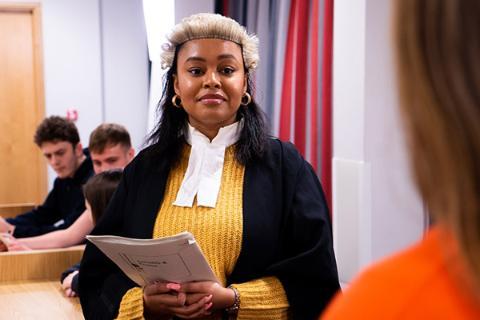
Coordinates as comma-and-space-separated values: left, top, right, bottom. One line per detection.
322, 227, 480, 319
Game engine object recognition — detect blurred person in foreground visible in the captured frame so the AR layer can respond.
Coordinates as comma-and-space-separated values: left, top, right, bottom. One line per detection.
79, 13, 339, 320
322, 0, 480, 319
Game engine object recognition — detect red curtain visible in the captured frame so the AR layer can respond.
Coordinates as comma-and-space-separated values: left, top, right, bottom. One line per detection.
279, 0, 333, 211
321, 0, 334, 211
217, 0, 334, 212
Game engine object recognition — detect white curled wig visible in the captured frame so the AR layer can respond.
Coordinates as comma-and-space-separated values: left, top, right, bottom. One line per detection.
160, 13, 259, 72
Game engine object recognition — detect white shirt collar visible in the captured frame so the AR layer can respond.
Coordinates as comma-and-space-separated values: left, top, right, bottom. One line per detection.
173, 121, 241, 208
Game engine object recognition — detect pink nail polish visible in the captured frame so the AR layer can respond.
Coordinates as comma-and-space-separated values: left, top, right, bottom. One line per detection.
166, 283, 181, 290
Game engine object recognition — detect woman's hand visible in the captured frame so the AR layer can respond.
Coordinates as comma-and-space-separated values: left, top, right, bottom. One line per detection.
143, 282, 213, 319
62, 270, 79, 297
179, 281, 235, 312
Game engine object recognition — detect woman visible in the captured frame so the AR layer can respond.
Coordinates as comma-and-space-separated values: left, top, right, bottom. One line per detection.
79, 13, 339, 320
61, 169, 123, 297
322, 0, 480, 318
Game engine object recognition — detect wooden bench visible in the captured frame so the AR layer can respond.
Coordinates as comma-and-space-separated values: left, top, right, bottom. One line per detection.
0, 203, 35, 219
0, 245, 84, 282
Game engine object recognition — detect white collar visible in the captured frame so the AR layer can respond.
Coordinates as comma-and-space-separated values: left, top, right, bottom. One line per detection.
173, 121, 241, 208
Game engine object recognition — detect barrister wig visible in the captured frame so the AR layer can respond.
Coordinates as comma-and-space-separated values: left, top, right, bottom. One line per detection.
160, 13, 259, 71
148, 12, 268, 167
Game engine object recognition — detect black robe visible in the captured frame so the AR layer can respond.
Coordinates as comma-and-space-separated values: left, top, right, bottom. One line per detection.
79, 138, 340, 320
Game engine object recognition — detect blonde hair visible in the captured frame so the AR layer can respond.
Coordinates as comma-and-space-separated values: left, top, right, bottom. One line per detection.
395, 0, 480, 289
160, 13, 259, 71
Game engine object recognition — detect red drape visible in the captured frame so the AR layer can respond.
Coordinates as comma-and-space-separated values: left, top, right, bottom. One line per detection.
279, 0, 297, 142
219, 0, 334, 213
279, 0, 309, 156
222, 0, 229, 16
321, 0, 334, 211
309, 0, 320, 170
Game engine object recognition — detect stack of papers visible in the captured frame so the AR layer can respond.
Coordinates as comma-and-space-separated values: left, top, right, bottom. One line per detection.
87, 231, 218, 286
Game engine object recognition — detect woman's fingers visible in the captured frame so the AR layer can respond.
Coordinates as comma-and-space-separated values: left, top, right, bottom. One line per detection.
171, 295, 213, 319
144, 292, 210, 318
144, 282, 215, 318
144, 291, 186, 307
144, 282, 178, 296
185, 293, 208, 305
179, 281, 212, 293
144, 283, 187, 315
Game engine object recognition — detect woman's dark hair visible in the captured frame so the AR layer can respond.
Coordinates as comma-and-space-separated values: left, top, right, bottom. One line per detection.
147, 46, 268, 167
83, 169, 123, 224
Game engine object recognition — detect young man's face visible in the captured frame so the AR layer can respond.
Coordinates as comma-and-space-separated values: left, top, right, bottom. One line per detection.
91, 143, 134, 174
40, 141, 83, 178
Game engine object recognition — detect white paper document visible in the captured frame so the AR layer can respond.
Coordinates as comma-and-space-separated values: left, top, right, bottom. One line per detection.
86, 231, 218, 287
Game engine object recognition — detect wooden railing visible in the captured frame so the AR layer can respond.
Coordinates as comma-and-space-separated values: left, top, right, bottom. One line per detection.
0, 203, 36, 218
0, 245, 84, 282
0, 245, 85, 318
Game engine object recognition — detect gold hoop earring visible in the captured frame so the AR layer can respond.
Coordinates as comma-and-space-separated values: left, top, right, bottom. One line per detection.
241, 92, 252, 106
172, 95, 182, 108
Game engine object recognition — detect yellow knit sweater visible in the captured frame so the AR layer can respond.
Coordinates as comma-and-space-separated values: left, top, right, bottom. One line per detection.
116, 145, 289, 319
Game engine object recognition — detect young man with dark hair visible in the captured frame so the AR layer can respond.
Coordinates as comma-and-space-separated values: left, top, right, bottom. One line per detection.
88, 123, 134, 173
2, 123, 134, 295
2, 123, 135, 251
0, 116, 94, 237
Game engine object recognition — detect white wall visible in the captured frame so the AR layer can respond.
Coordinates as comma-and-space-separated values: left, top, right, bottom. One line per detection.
174, 0, 214, 23
3, 0, 149, 185
42, 0, 104, 148
143, 0, 213, 133
101, 0, 149, 150
332, 0, 424, 284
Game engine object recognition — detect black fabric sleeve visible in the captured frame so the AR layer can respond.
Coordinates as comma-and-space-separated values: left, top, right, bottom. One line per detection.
6, 211, 38, 227
8, 168, 89, 238
7, 186, 58, 228
60, 263, 81, 283
71, 273, 80, 294
269, 143, 340, 319
78, 162, 138, 320
60, 263, 81, 294
10, 203, 85, 237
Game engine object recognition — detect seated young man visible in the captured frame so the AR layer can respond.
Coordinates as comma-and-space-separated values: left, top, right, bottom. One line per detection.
0, 116, 94, 238
4, 123, 134, 250
88, 123, 135, 174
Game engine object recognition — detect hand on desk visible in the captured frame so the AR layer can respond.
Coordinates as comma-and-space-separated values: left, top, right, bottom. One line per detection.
62, 270, 79, 297
0, 232, 23, 252
1, 234, 31, 251
0, 217, 15, 234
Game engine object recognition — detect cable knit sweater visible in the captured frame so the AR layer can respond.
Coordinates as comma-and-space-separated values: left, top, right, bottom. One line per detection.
116, 146, 289, 319
79, 139, 339, 320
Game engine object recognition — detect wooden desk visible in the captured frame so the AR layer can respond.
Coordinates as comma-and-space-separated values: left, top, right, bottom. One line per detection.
0, 245, 84, 282
0, 280, 84, 319
0, 203, 35, 219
